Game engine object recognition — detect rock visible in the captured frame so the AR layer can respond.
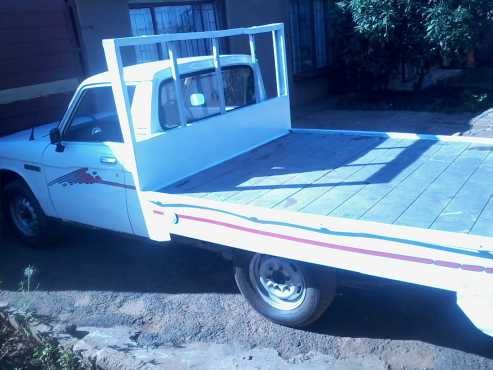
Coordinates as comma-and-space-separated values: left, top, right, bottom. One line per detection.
63, 323, 77, 335
30, 323, 53, 342
74, 326, 139, 351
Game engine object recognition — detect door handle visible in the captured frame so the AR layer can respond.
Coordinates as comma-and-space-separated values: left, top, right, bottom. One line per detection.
100, 156, 117, 165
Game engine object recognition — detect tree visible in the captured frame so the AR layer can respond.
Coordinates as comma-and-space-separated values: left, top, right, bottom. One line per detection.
334, 0, 493, 91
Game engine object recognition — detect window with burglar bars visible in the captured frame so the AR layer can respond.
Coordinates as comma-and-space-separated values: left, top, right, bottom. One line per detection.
129, 2, 222, 63
288, 0, 333, 76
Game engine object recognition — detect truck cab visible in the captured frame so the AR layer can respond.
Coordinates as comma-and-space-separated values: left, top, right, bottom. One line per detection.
1, 54, 274, 237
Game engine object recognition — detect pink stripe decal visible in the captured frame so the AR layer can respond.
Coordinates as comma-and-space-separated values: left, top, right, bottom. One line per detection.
434, 260, 462, 269
174, 213, 493, 274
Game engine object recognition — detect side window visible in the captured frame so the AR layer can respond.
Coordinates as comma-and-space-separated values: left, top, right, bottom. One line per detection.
64, 86, 134, 143
158, 65, 256, 130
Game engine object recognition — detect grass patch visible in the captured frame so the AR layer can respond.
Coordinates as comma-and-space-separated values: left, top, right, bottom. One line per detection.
0, 266, 85, 370
0, 315, 83, 370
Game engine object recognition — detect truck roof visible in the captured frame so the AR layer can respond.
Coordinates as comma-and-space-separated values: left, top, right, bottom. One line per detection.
83, 54, 254, 85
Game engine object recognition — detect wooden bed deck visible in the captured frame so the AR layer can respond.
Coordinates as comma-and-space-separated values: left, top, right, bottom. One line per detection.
163, 132, 493, 238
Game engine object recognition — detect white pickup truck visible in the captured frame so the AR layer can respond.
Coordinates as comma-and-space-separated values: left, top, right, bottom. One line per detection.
2, 24, 493, 336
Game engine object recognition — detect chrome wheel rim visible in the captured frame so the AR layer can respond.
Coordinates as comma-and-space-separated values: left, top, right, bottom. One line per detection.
9, 196, 39, 237
249, 255, 306, 311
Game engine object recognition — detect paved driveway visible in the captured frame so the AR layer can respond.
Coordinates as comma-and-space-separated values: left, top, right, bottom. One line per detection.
1, 225, 493, 369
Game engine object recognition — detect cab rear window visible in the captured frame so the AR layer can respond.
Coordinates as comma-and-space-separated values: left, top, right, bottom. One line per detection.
158, 65, 255, 130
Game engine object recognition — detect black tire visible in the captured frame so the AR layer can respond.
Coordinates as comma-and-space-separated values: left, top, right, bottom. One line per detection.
2, 180, 57, 245
234, 252, 336, 328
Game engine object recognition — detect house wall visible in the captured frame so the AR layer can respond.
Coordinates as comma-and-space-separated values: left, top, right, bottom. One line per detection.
223, 0, 331, 108
223, 0, 286, 98
1, 0, 332, 136
73, 0, 135, 74
0, 0, 84, 136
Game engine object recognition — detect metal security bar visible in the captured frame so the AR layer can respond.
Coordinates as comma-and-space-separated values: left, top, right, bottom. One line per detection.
211, 37, 226, 115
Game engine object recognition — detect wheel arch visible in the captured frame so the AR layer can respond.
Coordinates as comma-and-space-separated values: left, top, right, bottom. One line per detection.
0, 167, 60, 244
0, 169, 30, 194
0, 162, 57, 218
0, 167, 51, 213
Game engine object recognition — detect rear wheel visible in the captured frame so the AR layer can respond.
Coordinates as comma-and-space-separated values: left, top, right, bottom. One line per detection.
3, 180, 57, 245
234, 253, 336, 328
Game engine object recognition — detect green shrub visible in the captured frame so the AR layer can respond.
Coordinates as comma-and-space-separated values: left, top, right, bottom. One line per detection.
334, 0, 493, 91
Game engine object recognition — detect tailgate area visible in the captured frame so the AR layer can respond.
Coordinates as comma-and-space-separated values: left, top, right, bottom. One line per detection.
163, 131, 493, 238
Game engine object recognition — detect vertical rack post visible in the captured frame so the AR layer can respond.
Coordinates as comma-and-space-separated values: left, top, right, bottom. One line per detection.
272, 25, 289, 97
167, 42, 187, 126
249, 34, 261, 103
212, 37, 226, 114
279, 26, 289, 96
103, 38, 171, 241
102, 39, 139, 184
249, 34, 257, 64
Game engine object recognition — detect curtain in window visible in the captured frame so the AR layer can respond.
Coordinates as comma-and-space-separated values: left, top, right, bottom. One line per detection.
313, 0, 328, 68
154, 4, 217, 58
129, 8, 159, 63
129, 3, 220, 64
288, 0, 331, 74
288, 1, 301, 73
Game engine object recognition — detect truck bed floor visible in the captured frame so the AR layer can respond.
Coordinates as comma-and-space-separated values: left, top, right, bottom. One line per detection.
164, 132, 493, 238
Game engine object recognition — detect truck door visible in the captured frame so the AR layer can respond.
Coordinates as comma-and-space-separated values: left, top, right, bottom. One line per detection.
42, 85, 133, 234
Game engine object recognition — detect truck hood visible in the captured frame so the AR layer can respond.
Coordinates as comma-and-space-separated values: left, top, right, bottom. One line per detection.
0, 121, 59, 143
0, 121, 59, 163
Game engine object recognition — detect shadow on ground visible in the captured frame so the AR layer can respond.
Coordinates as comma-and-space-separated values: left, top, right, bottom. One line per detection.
1, 226, 493, 359
0, 226, 236, 295
293, 107, 493, 139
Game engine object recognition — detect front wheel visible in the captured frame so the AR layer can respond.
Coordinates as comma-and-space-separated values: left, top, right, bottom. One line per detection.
234, 253, 336, 328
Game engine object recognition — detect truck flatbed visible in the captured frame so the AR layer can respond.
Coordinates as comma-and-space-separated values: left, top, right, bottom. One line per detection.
164, 131, 493, 238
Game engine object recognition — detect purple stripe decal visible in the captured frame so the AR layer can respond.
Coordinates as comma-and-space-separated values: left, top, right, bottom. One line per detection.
174, 213, 493, 274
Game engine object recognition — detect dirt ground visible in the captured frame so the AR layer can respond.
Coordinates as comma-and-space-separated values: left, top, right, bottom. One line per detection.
1, 227, 493, 370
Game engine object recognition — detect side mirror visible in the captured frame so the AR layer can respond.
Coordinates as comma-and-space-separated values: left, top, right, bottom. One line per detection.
49, 128, 65, 153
